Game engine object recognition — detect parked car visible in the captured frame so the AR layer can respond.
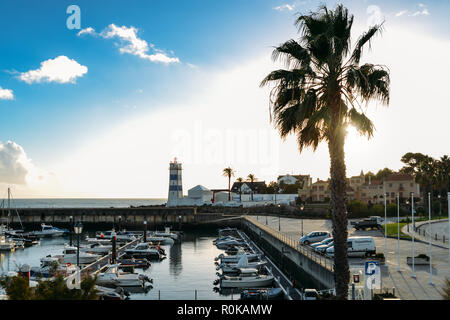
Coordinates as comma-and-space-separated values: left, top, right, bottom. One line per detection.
311, 237, 333, 250
315, 241, 334, 254
303, 289, 319, 300
325, 237, 376, 258
299, 231, 331, 245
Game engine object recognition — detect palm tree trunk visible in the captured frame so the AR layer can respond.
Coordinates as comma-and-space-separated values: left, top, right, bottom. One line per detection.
228, 176, 231, 201
328, 126, 350, 300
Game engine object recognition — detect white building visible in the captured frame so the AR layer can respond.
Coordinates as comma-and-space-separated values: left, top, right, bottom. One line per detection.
188, 185, 213, 203
166, 158, 183, 207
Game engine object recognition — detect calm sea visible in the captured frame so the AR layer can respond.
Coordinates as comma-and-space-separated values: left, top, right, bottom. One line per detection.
7, 199, 167, 208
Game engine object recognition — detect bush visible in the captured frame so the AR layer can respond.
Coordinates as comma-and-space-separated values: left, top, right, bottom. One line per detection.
368, 204, 383, 216
347, 200, 368, 218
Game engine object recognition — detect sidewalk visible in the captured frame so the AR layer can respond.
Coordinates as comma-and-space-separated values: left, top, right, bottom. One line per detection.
402, 219, 449, 249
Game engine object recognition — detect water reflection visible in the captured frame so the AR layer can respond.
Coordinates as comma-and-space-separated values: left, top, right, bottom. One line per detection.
169, 243, 182, 278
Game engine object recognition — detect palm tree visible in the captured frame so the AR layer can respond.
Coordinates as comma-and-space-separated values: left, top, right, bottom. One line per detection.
260, 4, 390, 299
236, 177, 244, 201
247, 174, 257, 201
222, 167, 235, 201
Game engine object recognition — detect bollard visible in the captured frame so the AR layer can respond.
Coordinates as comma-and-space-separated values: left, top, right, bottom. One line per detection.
393, 287, 395, 297
158, 290, 161, 300
351, 283, 355, 300
195, 290, 197, 300
435, 234, 438, 240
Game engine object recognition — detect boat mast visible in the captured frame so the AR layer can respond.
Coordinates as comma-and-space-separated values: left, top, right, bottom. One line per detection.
7, 188, 10, 230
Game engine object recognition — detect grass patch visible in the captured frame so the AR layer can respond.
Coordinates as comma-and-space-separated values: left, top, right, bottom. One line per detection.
384, 222, 411, 240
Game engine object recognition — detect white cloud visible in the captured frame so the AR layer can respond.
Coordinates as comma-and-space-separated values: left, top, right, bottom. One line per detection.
273, 4, 295, 11
0, 87, 14, 100
395, 10, 407, 17
366, 5, 384, 26
0, 141, 31, 184
77, 27, 96, 36
410, 3, 430, 16
99, 24, 180, 64
19, 56, 88, 84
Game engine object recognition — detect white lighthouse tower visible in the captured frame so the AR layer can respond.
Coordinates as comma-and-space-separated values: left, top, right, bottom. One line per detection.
166, 158, 183, 207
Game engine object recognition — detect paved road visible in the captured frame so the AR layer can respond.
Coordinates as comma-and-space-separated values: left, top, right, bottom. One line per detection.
251, 215, 450, 300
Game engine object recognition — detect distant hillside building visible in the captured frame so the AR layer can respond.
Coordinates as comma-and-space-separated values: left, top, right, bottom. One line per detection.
231, 181, 267, 194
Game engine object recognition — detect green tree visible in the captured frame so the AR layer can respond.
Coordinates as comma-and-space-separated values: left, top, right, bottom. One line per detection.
222, 167, 235, 201
266, 181, 279, 194
0, 275, 98, 300
375, 168, 395, 180
0, 275, 33, 300
260, 4, 390, 298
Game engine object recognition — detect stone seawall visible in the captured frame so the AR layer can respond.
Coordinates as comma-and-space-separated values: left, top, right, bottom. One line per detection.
6, 207, 241, 230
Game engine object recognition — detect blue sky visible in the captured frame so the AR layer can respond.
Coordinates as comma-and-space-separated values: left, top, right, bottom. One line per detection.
0, 0, 449, 197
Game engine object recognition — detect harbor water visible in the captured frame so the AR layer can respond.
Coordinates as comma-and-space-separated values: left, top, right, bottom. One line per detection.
0, 230, 235, 300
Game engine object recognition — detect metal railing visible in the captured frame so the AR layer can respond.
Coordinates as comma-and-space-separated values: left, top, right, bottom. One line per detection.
244, 216, 334, 272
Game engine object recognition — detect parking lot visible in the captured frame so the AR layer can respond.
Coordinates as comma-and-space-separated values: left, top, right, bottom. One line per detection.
250, 215, 449, 300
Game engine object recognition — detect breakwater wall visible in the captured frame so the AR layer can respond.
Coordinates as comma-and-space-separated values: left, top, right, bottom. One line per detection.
241, 216, 335, 290
6, 207, 241, 230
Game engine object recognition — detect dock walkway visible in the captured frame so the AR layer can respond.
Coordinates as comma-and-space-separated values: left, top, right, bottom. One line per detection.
237, 229, 303, 300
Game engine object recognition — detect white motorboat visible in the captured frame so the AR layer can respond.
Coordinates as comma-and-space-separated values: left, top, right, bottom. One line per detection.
146, 235, 174, 245
61, 246, 101, 265
30, 224, 66, 238
95, 285, 129, 300
213, 235, 239, 244
215, 239, 246, 250
215, 248, 260, 263
96, 231, 137, 242
216, 255, 267, 273
96, 264, 152, 288
80, 243, 112, 255
219, 268, 274, 288
31, 257, 77, 279
151, 227, 178, 240
0, 235, 15, 252
125, 243, 162, 260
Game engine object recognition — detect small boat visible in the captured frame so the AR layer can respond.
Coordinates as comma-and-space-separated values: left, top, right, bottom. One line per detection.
30, 224, 66, 238
215, 239, 246, 250
125, 243, 162, 260
96, 231, 137, 242
151, 227, 179, 240
218, 227, 238, 237
215, 248, 260, 263
96, 264, 153, 288
60, 246, 101, 265
80, 242, 112, 255
240, 288, 284, 300
117, 258, 151, 269
217, 255, 267, 274
31, 257, 78, 279
0, 235, 15, 252
96, 285, 130, 300
145, 236, 174, 245
219, 268, 275, 288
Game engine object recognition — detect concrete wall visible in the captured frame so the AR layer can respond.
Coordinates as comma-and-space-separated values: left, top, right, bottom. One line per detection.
242, 218, 335, 290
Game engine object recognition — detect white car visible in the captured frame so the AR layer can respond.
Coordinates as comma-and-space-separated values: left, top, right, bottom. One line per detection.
311, 237, 333, 250
325, 237, 376, 258
315, 241, 334, 254
299, 231, 331, 245
303, 289, 319, 300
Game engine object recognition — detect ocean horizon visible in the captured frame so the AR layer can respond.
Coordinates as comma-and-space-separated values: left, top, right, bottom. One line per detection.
2, 198, 167, 208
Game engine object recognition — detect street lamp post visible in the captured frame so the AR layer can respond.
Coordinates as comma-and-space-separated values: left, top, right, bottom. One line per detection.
406, 199, 410, 232
178, 215, 182, 231
111, 230, 117, 264
397, 194, 400, 272
300, 205, 304, 237
428, 192, 433, 285
74, 221, 83, 268
278, 205, 281, 232
411, 192, 416, 278
69, 216, 73, 246
118, 216, 122, 232
438, 195, 442, 218
143, 220, 147, 243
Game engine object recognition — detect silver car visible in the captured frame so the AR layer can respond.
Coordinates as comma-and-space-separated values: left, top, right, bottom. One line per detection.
299, 231, 331, 245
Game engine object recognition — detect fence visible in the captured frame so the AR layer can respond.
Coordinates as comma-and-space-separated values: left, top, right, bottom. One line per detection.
244, 216, 334, 272
415, 227, 449, 244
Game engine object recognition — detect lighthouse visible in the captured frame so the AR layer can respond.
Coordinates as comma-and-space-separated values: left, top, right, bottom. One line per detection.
167, 158, 183, 207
